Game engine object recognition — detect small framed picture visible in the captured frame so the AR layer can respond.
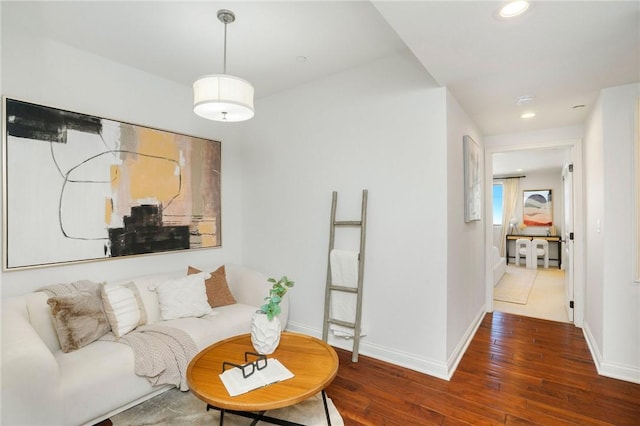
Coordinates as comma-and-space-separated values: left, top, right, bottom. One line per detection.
463, 135, 482, 222
523, 189, 552, 226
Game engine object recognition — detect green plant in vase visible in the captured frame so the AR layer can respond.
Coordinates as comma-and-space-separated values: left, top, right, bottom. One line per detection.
260, 276, 294, 320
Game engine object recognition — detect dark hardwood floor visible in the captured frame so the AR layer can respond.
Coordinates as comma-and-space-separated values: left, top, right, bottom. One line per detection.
326, 311, 640, 425
98, 311, 638, 425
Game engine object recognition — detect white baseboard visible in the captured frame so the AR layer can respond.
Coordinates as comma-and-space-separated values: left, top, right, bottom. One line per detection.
599, 360, 640, 384
582, 321, 603, 370
290, 316, 640, 385
446, 307, 486, 380
285, 322, 450, 380
286, 310, 487, 382
583, 322, 640, 384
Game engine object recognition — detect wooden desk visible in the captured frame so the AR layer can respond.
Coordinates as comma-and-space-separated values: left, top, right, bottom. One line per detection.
187, 332, 338, 425
505, 235, 562, 269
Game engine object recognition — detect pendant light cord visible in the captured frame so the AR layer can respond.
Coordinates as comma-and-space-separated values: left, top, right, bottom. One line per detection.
223, 21, 228, 74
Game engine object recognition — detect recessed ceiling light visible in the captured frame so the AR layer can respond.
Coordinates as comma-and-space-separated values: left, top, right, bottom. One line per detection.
516, 168, 524, 172
296, 56, 307, 63
516, 95, 534, 105
521, 112, 536, 119
500, 1, 530, 18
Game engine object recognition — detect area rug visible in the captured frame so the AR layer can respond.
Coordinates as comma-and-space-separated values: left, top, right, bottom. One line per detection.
493, 266, 537, 305
111, 388, 344, 426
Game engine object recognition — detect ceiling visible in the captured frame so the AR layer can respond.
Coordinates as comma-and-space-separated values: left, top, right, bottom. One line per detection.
3, 1, 639, 170
492, 147, 571, 176
2, 1, 410, 103
374, 1, 639, 136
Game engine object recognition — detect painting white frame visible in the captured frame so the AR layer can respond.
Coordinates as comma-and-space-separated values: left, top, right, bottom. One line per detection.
464, 135, 482, 222
636, 98, 640, 282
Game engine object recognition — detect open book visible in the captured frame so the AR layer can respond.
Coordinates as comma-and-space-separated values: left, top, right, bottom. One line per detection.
219, 358, 294, 397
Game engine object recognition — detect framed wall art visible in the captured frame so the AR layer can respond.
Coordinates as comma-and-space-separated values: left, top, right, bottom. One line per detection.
523, 189, 552, 226
2, 97, 221, 270
463, 135, 482, 222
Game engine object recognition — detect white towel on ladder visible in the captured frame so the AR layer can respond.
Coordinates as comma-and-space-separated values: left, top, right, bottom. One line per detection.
329, 249, 363, 338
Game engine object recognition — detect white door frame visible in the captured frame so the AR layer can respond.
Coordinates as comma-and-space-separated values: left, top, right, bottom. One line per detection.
484, 138, 585, 328
562, 162, 575, 322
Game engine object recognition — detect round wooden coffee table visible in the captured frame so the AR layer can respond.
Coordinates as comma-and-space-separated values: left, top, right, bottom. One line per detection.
187, 331, 339, 425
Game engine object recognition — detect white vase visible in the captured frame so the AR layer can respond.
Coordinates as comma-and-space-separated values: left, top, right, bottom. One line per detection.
250, 312, 282, 355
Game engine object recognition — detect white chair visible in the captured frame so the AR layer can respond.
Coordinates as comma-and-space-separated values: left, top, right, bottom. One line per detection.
531, 239, 549, 268
515, 238, 531, 268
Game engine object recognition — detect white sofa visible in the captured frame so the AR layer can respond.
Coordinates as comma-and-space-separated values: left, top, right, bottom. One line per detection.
1, 264, 287, 426
492, 246, 506, 286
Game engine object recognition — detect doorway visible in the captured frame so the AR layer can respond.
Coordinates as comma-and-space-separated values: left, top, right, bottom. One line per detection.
484, 139, 584, 328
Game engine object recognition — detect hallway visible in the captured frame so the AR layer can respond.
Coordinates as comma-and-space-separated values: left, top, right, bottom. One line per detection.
494, 265, 570, 323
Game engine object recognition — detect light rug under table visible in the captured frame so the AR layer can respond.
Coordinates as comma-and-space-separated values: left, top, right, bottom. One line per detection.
493, 266, 537, 305
111, 388, 344, 426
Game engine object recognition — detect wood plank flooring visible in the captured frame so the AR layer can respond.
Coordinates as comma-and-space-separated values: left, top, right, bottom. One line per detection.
326, 311, 640, 425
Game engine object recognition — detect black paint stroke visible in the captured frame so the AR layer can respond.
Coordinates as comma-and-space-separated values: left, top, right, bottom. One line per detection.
6, 98, 102, 143
108, 205, 190, 256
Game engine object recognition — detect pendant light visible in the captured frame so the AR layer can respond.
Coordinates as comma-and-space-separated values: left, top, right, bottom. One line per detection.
193, 9, 254, 122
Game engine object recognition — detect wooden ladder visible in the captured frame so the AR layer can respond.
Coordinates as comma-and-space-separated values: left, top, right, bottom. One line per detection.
322, 189, 368, 362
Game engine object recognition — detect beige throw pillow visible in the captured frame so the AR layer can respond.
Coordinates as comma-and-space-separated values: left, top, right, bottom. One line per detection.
188, 265, 237, 308
47, 293, 110, 353
101, 282, 147, 338
152, 273, 212, 320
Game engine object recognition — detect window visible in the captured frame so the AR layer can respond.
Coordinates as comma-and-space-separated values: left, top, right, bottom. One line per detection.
493, 183, 504, 225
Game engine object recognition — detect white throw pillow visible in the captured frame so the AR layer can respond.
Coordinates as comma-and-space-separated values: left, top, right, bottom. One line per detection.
101, 282, 147, 338
152, 272, 212, 321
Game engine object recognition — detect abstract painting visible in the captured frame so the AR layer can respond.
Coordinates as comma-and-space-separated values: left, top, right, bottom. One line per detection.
3, 97, 221, 270
523, 189, 552, 226
463, 135, 482, 222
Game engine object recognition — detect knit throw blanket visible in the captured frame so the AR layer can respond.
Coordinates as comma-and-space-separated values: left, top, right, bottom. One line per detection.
39, 279, 101, 297
101, 324, 198, 391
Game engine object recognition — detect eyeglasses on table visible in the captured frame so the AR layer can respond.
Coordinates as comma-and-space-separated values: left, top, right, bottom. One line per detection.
222, 352, 268, 379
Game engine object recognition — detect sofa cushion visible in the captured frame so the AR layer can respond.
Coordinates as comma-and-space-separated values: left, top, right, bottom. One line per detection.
101, 282, 147, 338
188, 265, 237, 308
25, 292, 62, 352
152, 273, 212, 321
47, 293, 111, 353
55, 339, 160, 425
162, 303, 257, 350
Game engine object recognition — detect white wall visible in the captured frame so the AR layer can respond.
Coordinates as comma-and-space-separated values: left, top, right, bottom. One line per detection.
499, 170, 564, 268
1, 5, 489, 381
583, 82, 640, 383
583, 94, 605, 366
1, 24, 245, 296
491, 171, 565, 249
514, 170, 564, 238
445, 91, 485, 373
492, 170, 565, 243
240, 51, 458, 378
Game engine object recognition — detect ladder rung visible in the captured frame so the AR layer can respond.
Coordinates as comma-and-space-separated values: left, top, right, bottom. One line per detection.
328, 318, 356, 329
329, 285, 358, 293
334, 220, 361, 226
